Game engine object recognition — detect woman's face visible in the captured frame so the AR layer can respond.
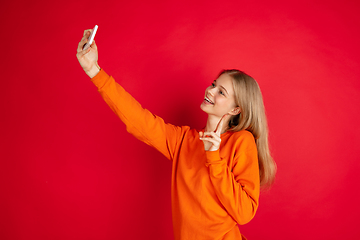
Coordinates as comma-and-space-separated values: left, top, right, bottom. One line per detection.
200, 73, 238, 117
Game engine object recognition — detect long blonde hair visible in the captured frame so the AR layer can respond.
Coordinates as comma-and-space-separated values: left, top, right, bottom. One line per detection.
220, 69, 276, 189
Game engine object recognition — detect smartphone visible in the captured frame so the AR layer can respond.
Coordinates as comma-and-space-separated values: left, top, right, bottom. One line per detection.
83, 25, 98, 50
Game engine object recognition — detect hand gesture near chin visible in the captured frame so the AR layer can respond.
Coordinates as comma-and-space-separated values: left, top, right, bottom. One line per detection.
199, 115, 229, 151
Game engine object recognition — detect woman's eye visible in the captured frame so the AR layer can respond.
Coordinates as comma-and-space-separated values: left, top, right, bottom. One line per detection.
219, 90, 224, 95
211, 83, 215, 87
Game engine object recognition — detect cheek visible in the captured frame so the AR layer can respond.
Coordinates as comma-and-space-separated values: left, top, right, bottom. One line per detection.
216, 98, 234, 109
215, 97, 227, 106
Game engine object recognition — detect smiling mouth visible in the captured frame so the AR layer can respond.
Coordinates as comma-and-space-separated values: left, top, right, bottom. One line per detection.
204, 96, 214, 104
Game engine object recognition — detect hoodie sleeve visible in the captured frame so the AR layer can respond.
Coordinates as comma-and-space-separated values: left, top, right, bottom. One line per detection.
91, 69, 186, 160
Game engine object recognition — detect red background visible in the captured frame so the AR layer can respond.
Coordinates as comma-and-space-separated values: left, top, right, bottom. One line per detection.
1, 0, 359, 239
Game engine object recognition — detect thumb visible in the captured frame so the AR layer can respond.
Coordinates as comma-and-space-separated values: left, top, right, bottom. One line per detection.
90, 39, 98, 50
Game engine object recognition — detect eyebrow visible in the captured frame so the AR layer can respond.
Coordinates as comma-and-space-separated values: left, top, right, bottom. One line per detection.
213, 80, 229, 95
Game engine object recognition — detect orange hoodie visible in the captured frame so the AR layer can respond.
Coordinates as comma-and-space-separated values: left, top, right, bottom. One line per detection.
91, 69, 260, 240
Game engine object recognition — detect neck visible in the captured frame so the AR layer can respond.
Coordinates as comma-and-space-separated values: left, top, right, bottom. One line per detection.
205, 114, 228, 134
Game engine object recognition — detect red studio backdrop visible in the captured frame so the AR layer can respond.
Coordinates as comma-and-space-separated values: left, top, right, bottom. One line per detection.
1, 0, 359, 239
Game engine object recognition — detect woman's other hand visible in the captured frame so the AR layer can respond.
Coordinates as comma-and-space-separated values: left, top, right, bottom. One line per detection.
76, 29, 100, 78
199, 115, 228, 151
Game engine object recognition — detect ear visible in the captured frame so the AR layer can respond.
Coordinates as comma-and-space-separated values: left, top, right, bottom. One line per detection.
228, 107, 241, 116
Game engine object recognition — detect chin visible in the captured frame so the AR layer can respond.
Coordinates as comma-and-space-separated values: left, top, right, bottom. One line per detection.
200, 103, 207, 112
200, 103, 212, 115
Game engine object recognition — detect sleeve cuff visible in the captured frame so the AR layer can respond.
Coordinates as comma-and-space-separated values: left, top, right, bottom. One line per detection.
91, 68, 110, 88
205, 150, 224, 167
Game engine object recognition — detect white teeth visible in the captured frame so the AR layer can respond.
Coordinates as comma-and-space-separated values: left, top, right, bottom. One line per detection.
205, 96, 214, 104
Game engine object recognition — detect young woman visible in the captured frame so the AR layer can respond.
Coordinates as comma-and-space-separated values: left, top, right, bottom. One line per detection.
77, 29, 276, 240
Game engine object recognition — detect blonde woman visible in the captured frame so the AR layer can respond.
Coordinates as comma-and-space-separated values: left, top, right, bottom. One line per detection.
77, 29, 276, 240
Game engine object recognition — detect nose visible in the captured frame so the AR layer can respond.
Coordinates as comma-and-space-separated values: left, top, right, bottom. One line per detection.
208, 87, 216, 96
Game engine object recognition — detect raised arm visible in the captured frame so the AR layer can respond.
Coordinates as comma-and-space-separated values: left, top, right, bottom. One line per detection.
76, 29, 185, 160
92, 70, 186, 160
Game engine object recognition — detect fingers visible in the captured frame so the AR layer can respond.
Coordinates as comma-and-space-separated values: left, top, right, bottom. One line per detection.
199, 130, 222, 151
199, 131, 221, 151
201, 131, 219, 139
200, 131, 221, 143
200, 137, 219, 146
199, 131, 204, 138
77, 39, 87, 53
198, 114, 229, 151
76, 46, 91, 60
214, 114, 229, 134
77, 30, 92, 53
90, 39, 97, 50
77, 35, 88, 53
83, 29, 92, 37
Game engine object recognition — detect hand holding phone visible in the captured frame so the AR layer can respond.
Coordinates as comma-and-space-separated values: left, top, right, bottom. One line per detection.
83, 25, 98, 50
